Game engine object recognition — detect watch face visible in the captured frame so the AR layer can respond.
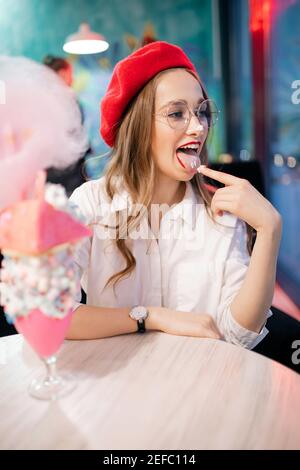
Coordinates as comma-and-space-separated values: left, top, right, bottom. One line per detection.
131, 306, 147, 321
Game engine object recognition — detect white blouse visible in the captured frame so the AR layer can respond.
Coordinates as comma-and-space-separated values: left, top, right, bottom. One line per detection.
69, 177, 271, 349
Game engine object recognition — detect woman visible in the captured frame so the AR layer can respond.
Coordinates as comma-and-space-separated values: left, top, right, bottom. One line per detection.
68, 41, 299, 372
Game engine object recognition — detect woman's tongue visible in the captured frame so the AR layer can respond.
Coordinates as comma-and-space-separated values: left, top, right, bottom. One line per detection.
176, 148, 201, 171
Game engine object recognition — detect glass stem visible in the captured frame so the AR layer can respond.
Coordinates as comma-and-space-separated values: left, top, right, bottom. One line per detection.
43, 355, 58, 383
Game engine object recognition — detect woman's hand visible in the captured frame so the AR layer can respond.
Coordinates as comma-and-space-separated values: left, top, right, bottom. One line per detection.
198, 166, 282, 233
148, 307, 223, 339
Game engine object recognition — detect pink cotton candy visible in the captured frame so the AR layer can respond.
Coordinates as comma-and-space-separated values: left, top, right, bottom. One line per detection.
0, 56, 88, 210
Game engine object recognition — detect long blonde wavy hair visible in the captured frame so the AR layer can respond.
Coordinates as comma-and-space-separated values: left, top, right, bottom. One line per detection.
103, 68, 254, 288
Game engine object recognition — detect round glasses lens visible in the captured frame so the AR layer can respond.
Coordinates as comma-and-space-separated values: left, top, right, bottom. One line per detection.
166, 103, 190, 129
197, 99, 219, 128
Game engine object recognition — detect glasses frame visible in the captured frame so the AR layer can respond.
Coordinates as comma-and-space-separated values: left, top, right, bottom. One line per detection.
154, 98, 220, 131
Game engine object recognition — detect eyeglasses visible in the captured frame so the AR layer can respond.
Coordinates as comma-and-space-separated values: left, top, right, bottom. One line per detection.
154, 99, 219, 131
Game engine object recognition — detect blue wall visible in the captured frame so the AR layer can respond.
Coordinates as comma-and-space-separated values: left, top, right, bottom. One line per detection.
1, 0, 213, 65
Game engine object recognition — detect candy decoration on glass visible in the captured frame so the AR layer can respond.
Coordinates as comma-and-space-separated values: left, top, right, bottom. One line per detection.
0, 172, 91, 400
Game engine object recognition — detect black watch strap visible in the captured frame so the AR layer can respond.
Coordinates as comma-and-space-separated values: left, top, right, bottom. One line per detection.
137, 319, 146, 333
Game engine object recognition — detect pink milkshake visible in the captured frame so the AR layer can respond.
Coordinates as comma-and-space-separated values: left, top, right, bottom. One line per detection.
0, 176, 91, 399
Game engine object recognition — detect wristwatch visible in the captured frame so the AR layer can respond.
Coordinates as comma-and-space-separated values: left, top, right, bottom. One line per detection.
129, 305, 149, 333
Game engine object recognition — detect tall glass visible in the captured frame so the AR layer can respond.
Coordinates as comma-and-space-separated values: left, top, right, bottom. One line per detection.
15, 308, 74, 400
0, 174, 91, 400
0, 245, 78, 401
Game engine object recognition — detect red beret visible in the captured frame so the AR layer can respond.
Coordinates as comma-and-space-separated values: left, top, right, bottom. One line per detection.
100, 41, 198, 147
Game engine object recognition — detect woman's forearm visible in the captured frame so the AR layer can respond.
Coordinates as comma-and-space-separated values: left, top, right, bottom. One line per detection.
230, 219, 282, 333
66, 304, 160, 340
66, 304, 223, 340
